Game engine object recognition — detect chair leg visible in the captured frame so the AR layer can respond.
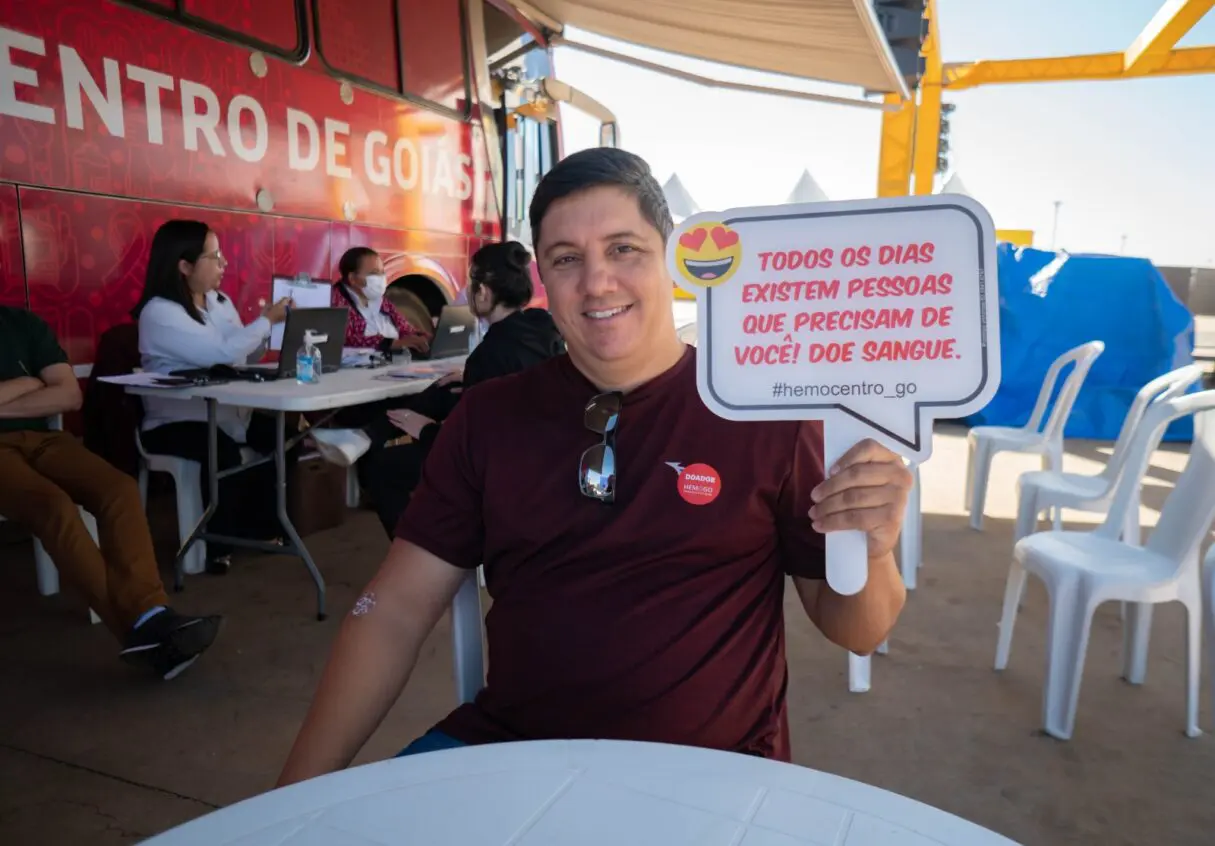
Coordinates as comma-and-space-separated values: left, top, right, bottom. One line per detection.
1122, 493, 1141, 547
345, 466, 361, 509
995, 560, 1029, 670
33, 537, 61, 596
1042, 578, 1092, 741
137, 465, 149, 510
848, 653, 871, 693
1121, 602, 1153, 686
964, 437, 975, 513
1183, 593, 1203, 738
174, 468, 207, 576
1013, 485, 1043, 544
967, 439, 995, 531
1204, 562, 1215, 736
1043, 448, 1064, 530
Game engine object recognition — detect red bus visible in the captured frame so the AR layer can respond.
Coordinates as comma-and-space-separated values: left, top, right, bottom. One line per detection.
0, 0, 616, 367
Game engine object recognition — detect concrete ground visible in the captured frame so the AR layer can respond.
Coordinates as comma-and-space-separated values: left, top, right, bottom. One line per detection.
1, 425, 1213, 845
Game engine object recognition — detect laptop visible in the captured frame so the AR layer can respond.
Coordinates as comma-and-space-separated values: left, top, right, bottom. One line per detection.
272, 307, 349, 378
421, 304, 478, 360
170, 308, 350, 383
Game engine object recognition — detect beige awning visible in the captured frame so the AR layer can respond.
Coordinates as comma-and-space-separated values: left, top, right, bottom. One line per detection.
513, 0, 907, 95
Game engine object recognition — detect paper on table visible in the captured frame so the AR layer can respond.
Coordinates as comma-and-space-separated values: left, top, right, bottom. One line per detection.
97, 372, 199, 388
374, 360, 463, 381
269, 277, 332, 351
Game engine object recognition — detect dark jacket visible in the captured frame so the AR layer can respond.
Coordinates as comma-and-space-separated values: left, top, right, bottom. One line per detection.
414, 308, 564, 447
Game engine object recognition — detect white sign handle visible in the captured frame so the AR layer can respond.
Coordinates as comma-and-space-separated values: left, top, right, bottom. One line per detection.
823, 421, 869, 596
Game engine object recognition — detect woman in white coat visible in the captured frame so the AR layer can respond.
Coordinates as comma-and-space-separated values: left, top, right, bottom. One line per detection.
132, 219, 292, 573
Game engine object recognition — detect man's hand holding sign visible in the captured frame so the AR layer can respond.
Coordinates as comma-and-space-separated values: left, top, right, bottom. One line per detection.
668, 195, 1001, 597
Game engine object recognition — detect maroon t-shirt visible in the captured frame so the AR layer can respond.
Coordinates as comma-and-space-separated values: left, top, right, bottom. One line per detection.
396, 345, 826, 761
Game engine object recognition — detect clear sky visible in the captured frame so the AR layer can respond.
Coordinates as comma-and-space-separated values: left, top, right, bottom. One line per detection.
552, 0, 1215, 268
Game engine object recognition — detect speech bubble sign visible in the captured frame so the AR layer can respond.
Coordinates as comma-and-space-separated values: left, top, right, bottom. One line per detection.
668, 195, 1001, 595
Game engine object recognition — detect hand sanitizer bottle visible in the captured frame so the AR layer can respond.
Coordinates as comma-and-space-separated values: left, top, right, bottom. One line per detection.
296, 330, 325, 385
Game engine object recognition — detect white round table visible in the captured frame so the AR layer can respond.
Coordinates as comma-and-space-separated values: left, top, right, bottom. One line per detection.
144, 740, 1020, 845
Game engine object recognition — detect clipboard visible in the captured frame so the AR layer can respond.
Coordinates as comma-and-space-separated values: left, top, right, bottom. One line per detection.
269, 274, 332, 351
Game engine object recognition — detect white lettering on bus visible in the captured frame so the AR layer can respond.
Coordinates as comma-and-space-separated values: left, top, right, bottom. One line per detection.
228, 94, 268, 163
180, 79, 225, 156
364, 130, 391, 187
323, 118, 352, 179
287, 107, 320, 171
0, 28, 54, 124
60, 47, 123, 136
393, 137, 418, 190
0, 26, 479, 202
127, 64, 174, 145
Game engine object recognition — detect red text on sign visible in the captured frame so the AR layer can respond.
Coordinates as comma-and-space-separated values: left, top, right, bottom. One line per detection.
758, 249, 834, 271
742, 280, 841, 302
839, 246, 872, 267
792, 307, 914, 333
878, 242, 935, 265
921, 306, 952, 327
809, 342, 855, 363
847, 273, 953, 299
734, 343, 802, 365
742, 313, 786, 334
862, 338, 957, 361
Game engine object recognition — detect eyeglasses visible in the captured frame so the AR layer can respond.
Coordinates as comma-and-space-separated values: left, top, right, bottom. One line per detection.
579, 391, 622, 503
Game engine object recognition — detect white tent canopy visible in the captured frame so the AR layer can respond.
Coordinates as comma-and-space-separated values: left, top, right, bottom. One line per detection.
786, 170, 830, 204
663, 173, 700, 222
938, 172, 974, 198
513, 0, 907, 94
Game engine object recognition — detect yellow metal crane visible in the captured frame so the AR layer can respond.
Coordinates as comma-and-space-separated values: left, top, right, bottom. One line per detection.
879, 0, 1215, 203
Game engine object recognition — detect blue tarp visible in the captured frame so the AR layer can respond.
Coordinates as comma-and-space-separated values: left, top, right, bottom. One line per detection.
961, 244, 1197, 442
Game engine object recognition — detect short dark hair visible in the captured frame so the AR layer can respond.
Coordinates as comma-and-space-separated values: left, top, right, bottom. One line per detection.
131, 219, 211, 324
338, 246, 379, 283
528, 148, 673, 248
470, 241, 533, 309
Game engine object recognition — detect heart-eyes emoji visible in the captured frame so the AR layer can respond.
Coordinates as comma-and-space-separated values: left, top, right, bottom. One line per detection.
673, 222, 743, 288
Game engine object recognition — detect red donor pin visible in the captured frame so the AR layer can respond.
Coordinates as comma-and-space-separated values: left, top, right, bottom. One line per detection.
678, 463, 721, 506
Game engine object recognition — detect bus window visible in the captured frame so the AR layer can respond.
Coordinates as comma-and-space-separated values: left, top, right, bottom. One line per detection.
183, 0, 302, 54
314, 0, 399, 91
398, 0, 468, 113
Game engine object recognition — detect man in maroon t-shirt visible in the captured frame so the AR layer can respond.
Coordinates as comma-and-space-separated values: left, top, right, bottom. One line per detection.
278, 149, 911, 785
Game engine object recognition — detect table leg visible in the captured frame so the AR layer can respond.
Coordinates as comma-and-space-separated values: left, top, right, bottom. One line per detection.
173, 398, 221, 591
273, 410, 327, 620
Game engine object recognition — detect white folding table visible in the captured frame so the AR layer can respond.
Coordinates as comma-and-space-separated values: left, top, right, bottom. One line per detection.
127, 366, 441, 619
143, 739, 1020, 845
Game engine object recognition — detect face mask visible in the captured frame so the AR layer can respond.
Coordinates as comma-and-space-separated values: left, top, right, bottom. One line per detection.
363, 274, 387, 300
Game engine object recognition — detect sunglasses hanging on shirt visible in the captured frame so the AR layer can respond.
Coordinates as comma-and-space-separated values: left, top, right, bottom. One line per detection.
580, 391, 622, 504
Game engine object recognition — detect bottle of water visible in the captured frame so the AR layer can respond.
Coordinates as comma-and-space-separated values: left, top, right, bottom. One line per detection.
296, 330, 325, 385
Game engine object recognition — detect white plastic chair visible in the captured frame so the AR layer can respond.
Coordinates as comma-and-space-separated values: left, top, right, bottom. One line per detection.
848, 462, 918, 694
1013, 364, 1205, 545
966, 341, 1105, 531
452, 570, 486, 704
994, 390, 1215, 740
1203, 543, 1215, 730
135, 429, 207, 575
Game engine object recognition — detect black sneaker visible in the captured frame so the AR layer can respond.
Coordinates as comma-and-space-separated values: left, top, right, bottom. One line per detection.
120, 609, 223, 680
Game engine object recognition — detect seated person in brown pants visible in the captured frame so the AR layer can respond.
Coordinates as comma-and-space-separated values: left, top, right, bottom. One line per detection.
0, 306, 221, 679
